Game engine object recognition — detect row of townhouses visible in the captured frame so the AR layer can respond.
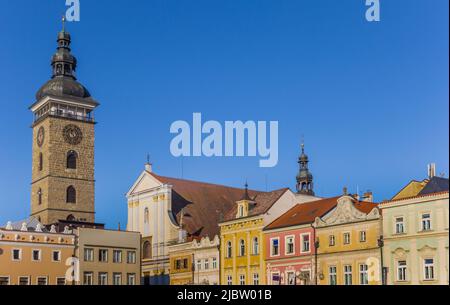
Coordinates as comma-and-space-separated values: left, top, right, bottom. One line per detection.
0, 24, 448, 286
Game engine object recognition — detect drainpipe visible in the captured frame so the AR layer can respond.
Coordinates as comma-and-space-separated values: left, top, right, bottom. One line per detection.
313, 225, 319, 286
378, 235, 385, 285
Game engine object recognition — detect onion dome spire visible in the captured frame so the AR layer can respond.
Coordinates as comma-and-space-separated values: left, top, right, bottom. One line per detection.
296, 142, 315, 196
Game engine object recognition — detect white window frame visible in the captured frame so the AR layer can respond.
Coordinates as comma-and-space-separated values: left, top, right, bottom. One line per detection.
99, 272, 108, 285
18, 276, 30, 285
83, 272, 93, 285
270, 238, 280, 257
52, 250, 61, 262
397, 260, 407, 282
84, 248, 94, 262
227, 275, 233, 285
239, 239, 246, 257
343, 265, 352, 285
239, 274, 246, 285
286, 271, 296, 285
127, 273, 136, 285
36, 276, 48, 285
252, 273, 259, 285
56, 277, 66, 285
421, 213, 432, 231
113, 250, 122, 263
359, 264, 368, 285
343, 233, 351, 245
285, 235, 295, 255
329, 266, 337, 285
212, 257, 218, 269
395, 216, 405, 234
12, 248, 22, 261
0, 276, 10, 286
226, 241, 232, 258
423, 258, 435, 281
113, 273, 122, 285
204, 258, 209, 270
127, 251, 136, 264
329, 235, 335, 247
359, 231, 367, 243
271, 271, 281, 285
99, 249, 108, 263
252, 237, 259, 255
32, 249, 42, 262
300, 233, 311, 254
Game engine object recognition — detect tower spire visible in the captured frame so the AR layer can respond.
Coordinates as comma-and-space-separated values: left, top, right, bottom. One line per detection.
296, 141, 315, 196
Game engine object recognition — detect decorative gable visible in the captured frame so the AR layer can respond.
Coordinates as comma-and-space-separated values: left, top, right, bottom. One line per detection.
126, 170, 164, 197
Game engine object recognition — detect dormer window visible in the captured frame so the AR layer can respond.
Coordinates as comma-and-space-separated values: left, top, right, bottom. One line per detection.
239, 205, 244, 218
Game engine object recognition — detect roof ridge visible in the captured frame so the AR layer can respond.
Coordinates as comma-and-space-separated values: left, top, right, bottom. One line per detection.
382, 190, 449, 204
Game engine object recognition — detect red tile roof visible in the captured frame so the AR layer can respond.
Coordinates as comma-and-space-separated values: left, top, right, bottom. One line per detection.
265, 196, 379, 231
149, 173, 264, 239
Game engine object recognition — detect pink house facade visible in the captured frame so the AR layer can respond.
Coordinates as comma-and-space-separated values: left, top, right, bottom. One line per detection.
263, 197, 340, 285
264, 226, 316, 285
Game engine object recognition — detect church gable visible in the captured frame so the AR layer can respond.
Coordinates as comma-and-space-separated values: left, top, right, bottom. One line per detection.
127, 171, 164, 197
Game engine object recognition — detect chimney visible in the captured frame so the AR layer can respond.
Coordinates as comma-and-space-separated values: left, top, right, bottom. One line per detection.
428, 163, 436, 179
362, 191, 374, 203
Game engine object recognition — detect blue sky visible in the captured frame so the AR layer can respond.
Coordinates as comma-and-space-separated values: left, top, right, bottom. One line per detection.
0, 0, 448, 228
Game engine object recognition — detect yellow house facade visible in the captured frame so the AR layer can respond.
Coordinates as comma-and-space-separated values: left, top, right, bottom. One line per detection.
314, 194, 382, 285
168, 240, 194, 285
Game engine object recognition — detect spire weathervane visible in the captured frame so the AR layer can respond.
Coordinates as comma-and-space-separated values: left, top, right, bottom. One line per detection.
62, 15, 66, 32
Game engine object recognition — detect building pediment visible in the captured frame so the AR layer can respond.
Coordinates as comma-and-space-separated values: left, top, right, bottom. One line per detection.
127, 170, 164, 197
315, 196, 379, 227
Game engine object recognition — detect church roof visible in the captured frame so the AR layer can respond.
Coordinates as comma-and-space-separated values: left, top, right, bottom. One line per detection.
149, 173, 264, 239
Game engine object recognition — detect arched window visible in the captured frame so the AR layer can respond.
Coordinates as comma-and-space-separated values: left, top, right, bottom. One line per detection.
143, 241, 152, 259
67, 151, 78, 169
238, 205, 244, 217
253, 237, 259, 255
144, 208, 149, 224
38, 188, 42, 205
66, 186, 76, 204
67, 214, 76, 221
239, 239, 245, 257
39, 153, 43, 171
227, 241, 232, 258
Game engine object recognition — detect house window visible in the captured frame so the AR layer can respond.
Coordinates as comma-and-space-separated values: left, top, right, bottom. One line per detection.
344, 265, 352, 285
99, 273, 108, 285
66, 151, 78, 169
99, 249, 108, 262
113, 273, 122, 285
143, 241, 152, 259
183, 258, 188, 269
52, 251, 61, 262
204, 259, 210, 270
66, 186, 76, 204
395, 217, 405, 234
239, 274, 245, 285
238, 205, 245, 218
360, 231, 367, 243
424, 259, 435, 280
127, 274, 136, 285
37, 277, 48, 285
271, 272, 281, 285
32, 250, 41, 261
144, 208, 149, 223
343, 233, 351, 245
226, 241, 232, 258
83, 272, 93, 285
19, 277, 30, 285
287, 272, 296, 285
397, 261, 407, 282
329, 266, 337, 285
271, 238, 280, 256
239, 239, 245, 256
227, 275, 233, 285
359, 264, 368, 285
252, 237, 259, 255
56, 278, 66, 286
127, 251, 136, 264
252, 273, 259, 285
301, 234, 310, 253
84, 248, 94, 261
286, 236, 295, 255
175, 259, 181, 270
197, 260, 202, 271
12, 249, 21, 261
329, 235, 335, 247
212, 257, 218, 269
422, 214, 432, 231
113, 250, 122, 263
0, 277, 9, 286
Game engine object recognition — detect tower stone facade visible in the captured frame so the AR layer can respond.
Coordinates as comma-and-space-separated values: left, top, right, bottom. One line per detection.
30, 26, 99, 225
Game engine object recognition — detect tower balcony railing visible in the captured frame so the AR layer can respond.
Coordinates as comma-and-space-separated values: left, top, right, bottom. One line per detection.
34, 110, 95, 124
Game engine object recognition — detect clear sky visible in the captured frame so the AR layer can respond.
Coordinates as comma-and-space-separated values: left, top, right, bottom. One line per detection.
0, 0, 448, 228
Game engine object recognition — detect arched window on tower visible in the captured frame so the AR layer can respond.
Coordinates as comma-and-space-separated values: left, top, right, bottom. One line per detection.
67, 151, 78, 169
143, 241, 152, 259
38, 188, 42, 205
39, 153, 43, 171
144, 208, 149, 224
66, 186, 76, 204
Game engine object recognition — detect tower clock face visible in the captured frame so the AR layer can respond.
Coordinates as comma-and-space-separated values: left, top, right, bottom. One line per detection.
63, 124, 83, 145
37, 127, 45, 147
